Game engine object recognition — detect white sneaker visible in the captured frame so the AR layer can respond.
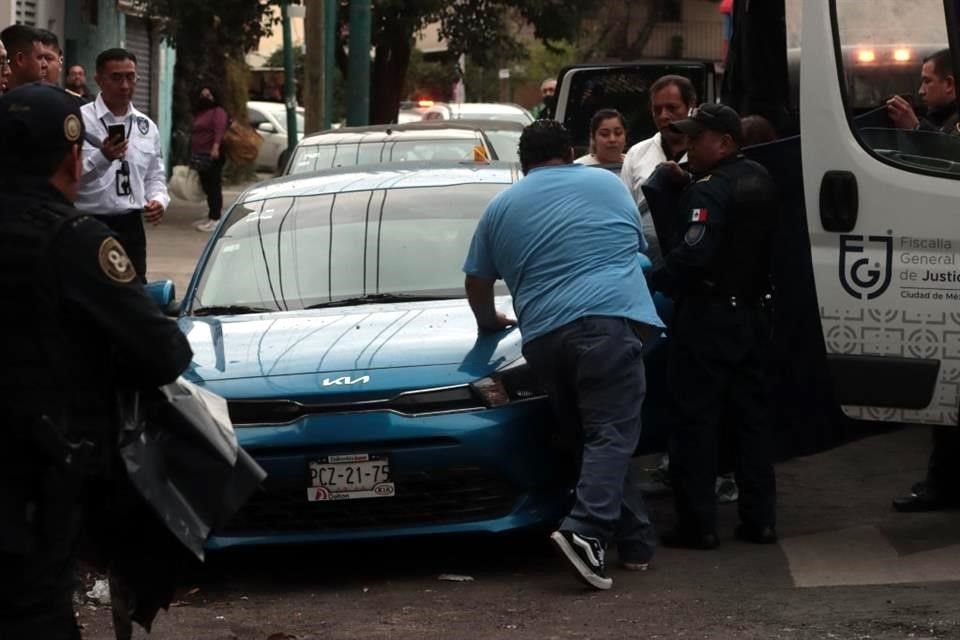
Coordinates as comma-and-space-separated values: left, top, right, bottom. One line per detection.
195, 219, 218, 232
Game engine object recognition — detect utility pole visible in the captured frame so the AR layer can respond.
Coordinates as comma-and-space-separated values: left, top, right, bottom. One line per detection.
324, 0, 337, 129
347, 0, 371, 126
304, 0, 324, 133
281, 0, 300, 157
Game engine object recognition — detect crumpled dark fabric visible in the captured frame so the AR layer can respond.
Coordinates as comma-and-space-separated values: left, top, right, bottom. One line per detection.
82, 378, 266, 638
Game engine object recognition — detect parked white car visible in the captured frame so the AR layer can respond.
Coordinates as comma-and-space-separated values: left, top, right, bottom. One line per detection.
420, 102, 534, 126
246, 101, 306, 172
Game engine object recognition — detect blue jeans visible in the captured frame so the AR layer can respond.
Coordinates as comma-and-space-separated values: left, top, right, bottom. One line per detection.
523, 316, 656, 563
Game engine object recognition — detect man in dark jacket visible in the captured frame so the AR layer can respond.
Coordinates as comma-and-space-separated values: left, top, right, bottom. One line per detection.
0, 83, 193, 640
649, 103, 779, 550
887, 48, 958, 135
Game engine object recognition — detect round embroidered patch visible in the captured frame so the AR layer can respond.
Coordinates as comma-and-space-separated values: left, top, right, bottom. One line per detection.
64, 114, 82, 142
97, 237, 136, 283
684, 223, 707, 247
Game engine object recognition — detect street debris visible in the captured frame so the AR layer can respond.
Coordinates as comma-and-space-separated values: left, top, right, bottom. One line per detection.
85, 579, 111, 606
438, 574, 475, 582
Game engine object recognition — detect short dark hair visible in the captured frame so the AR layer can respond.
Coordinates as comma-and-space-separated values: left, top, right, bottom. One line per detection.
37, 29, 60, 54
67, 64, 85, 74
589, 109, 626, 138
96, 48, 137, 72
0, 24, 42, 56
924, 49, 954, 80
650, 75, 697, 107
518, 120, 573, 174
741, 115, 778, 146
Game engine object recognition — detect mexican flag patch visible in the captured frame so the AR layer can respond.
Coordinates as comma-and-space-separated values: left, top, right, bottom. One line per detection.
691, 208, 709, 222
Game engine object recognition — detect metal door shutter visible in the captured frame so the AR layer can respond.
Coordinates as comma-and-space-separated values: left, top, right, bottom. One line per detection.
126, 17, 153, 117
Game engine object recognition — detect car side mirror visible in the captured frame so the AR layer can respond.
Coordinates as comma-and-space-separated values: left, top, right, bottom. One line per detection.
144, 280, 180, 316
257, 122, 277, 134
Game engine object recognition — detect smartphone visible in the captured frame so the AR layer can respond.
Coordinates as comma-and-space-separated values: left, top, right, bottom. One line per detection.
107, 123, 126, 144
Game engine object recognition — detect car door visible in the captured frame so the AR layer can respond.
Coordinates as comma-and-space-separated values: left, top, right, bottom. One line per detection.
801, 0, 960, 425
554, 61, 715, 154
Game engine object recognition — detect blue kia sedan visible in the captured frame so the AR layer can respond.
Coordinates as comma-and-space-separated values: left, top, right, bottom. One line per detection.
174, 161, 669, 549
175, 162, 575, 549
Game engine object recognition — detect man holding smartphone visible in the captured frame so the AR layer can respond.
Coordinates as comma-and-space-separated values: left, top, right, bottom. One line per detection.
75, 48, 169, 282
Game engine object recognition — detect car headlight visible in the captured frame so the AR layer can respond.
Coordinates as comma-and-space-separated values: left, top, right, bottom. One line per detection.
470, 357, 546, 408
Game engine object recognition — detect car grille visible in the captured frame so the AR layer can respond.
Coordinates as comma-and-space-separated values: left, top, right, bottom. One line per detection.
219, 466, 518, 535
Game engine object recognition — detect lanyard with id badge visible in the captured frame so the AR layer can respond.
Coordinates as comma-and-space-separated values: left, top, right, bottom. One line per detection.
102, 116, 133, 200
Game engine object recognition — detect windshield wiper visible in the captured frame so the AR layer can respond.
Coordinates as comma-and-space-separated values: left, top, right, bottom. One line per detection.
305, 293, 453, 309
191, 304, 275, 317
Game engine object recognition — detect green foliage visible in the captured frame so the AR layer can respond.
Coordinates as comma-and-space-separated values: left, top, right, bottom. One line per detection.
334, 0, 598, 123
143, 0, 276, 52
266, 44, 303, 70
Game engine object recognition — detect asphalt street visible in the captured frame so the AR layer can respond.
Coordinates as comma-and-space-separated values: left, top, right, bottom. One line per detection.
75, 187, 960, 640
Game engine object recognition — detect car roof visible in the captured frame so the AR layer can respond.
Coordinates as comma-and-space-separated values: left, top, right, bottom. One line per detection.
247, 100, 305, 113
298, 119, 525, 145
430, 102, 530, 114
239, 161, 521, 203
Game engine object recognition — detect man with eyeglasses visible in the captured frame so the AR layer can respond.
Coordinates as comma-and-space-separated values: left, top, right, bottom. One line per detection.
0, 24, 48, 91
75, 48, 169, 282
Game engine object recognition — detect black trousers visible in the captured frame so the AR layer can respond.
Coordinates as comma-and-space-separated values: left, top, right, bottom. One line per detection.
926, 427, 960, 498
93, 213, 147, 283
0, 550, 81, 640
667, 297, 776, 535
195, 155, 224, 221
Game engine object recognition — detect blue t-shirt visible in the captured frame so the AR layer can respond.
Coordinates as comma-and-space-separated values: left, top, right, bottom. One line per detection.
463, 163, 664, 344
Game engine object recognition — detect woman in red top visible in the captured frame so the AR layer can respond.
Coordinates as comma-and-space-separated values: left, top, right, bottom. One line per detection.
190, 85, 229, 231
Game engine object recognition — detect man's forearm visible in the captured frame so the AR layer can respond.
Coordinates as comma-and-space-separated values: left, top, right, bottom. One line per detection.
465, 275, 499, 329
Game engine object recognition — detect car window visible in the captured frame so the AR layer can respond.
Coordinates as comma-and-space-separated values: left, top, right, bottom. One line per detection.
332, 143, 361, 167
388, 139, 480, 162
833, 0, 960, 178
191, 183, 510, 310
560, 66, 707, 152
482, 130, 521, 162
289, 145, 337, 174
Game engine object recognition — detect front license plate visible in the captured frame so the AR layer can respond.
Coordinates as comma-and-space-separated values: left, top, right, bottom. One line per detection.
307, 453, 394, 501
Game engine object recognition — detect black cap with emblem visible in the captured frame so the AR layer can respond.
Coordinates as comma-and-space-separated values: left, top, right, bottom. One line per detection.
0, 82, 85, 178
669, 102, 743, 144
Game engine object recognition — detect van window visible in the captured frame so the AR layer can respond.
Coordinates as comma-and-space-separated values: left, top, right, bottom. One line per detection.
833, 0, 960, 178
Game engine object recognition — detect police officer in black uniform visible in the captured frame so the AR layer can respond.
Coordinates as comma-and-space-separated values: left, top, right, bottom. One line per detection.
0, 83, 193, 639
648, 103, 778, 550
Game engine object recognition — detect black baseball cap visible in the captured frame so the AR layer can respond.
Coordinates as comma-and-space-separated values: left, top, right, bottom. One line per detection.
0, 82, 85, 176
669, 102, 742, 142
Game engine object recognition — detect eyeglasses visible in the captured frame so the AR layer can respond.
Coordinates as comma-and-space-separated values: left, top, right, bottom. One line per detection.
108, 72, 137, 85
0, 57, 9, 68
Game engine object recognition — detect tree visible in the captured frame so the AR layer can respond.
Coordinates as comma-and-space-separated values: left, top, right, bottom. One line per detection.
144, 0, 276, 169
334, 0, 598, 124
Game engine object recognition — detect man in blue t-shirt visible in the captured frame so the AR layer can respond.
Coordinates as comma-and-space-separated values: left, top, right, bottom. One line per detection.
463, 120, 664, 590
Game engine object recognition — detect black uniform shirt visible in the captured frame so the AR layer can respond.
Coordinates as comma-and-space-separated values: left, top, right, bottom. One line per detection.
650, 153, 778, 299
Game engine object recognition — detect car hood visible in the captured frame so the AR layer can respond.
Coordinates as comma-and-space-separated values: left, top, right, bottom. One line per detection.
178, 297, 521, 390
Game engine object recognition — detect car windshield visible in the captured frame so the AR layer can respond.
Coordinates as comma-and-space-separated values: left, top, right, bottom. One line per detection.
483, 130, 521, 162
190, 182, 510, 312
288, 138, 484, 174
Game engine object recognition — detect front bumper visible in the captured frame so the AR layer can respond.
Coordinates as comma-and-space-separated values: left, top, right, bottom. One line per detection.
208, 401, 568, 549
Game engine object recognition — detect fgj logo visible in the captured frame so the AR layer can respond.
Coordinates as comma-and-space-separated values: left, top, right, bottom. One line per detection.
839, 233, 893, 300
